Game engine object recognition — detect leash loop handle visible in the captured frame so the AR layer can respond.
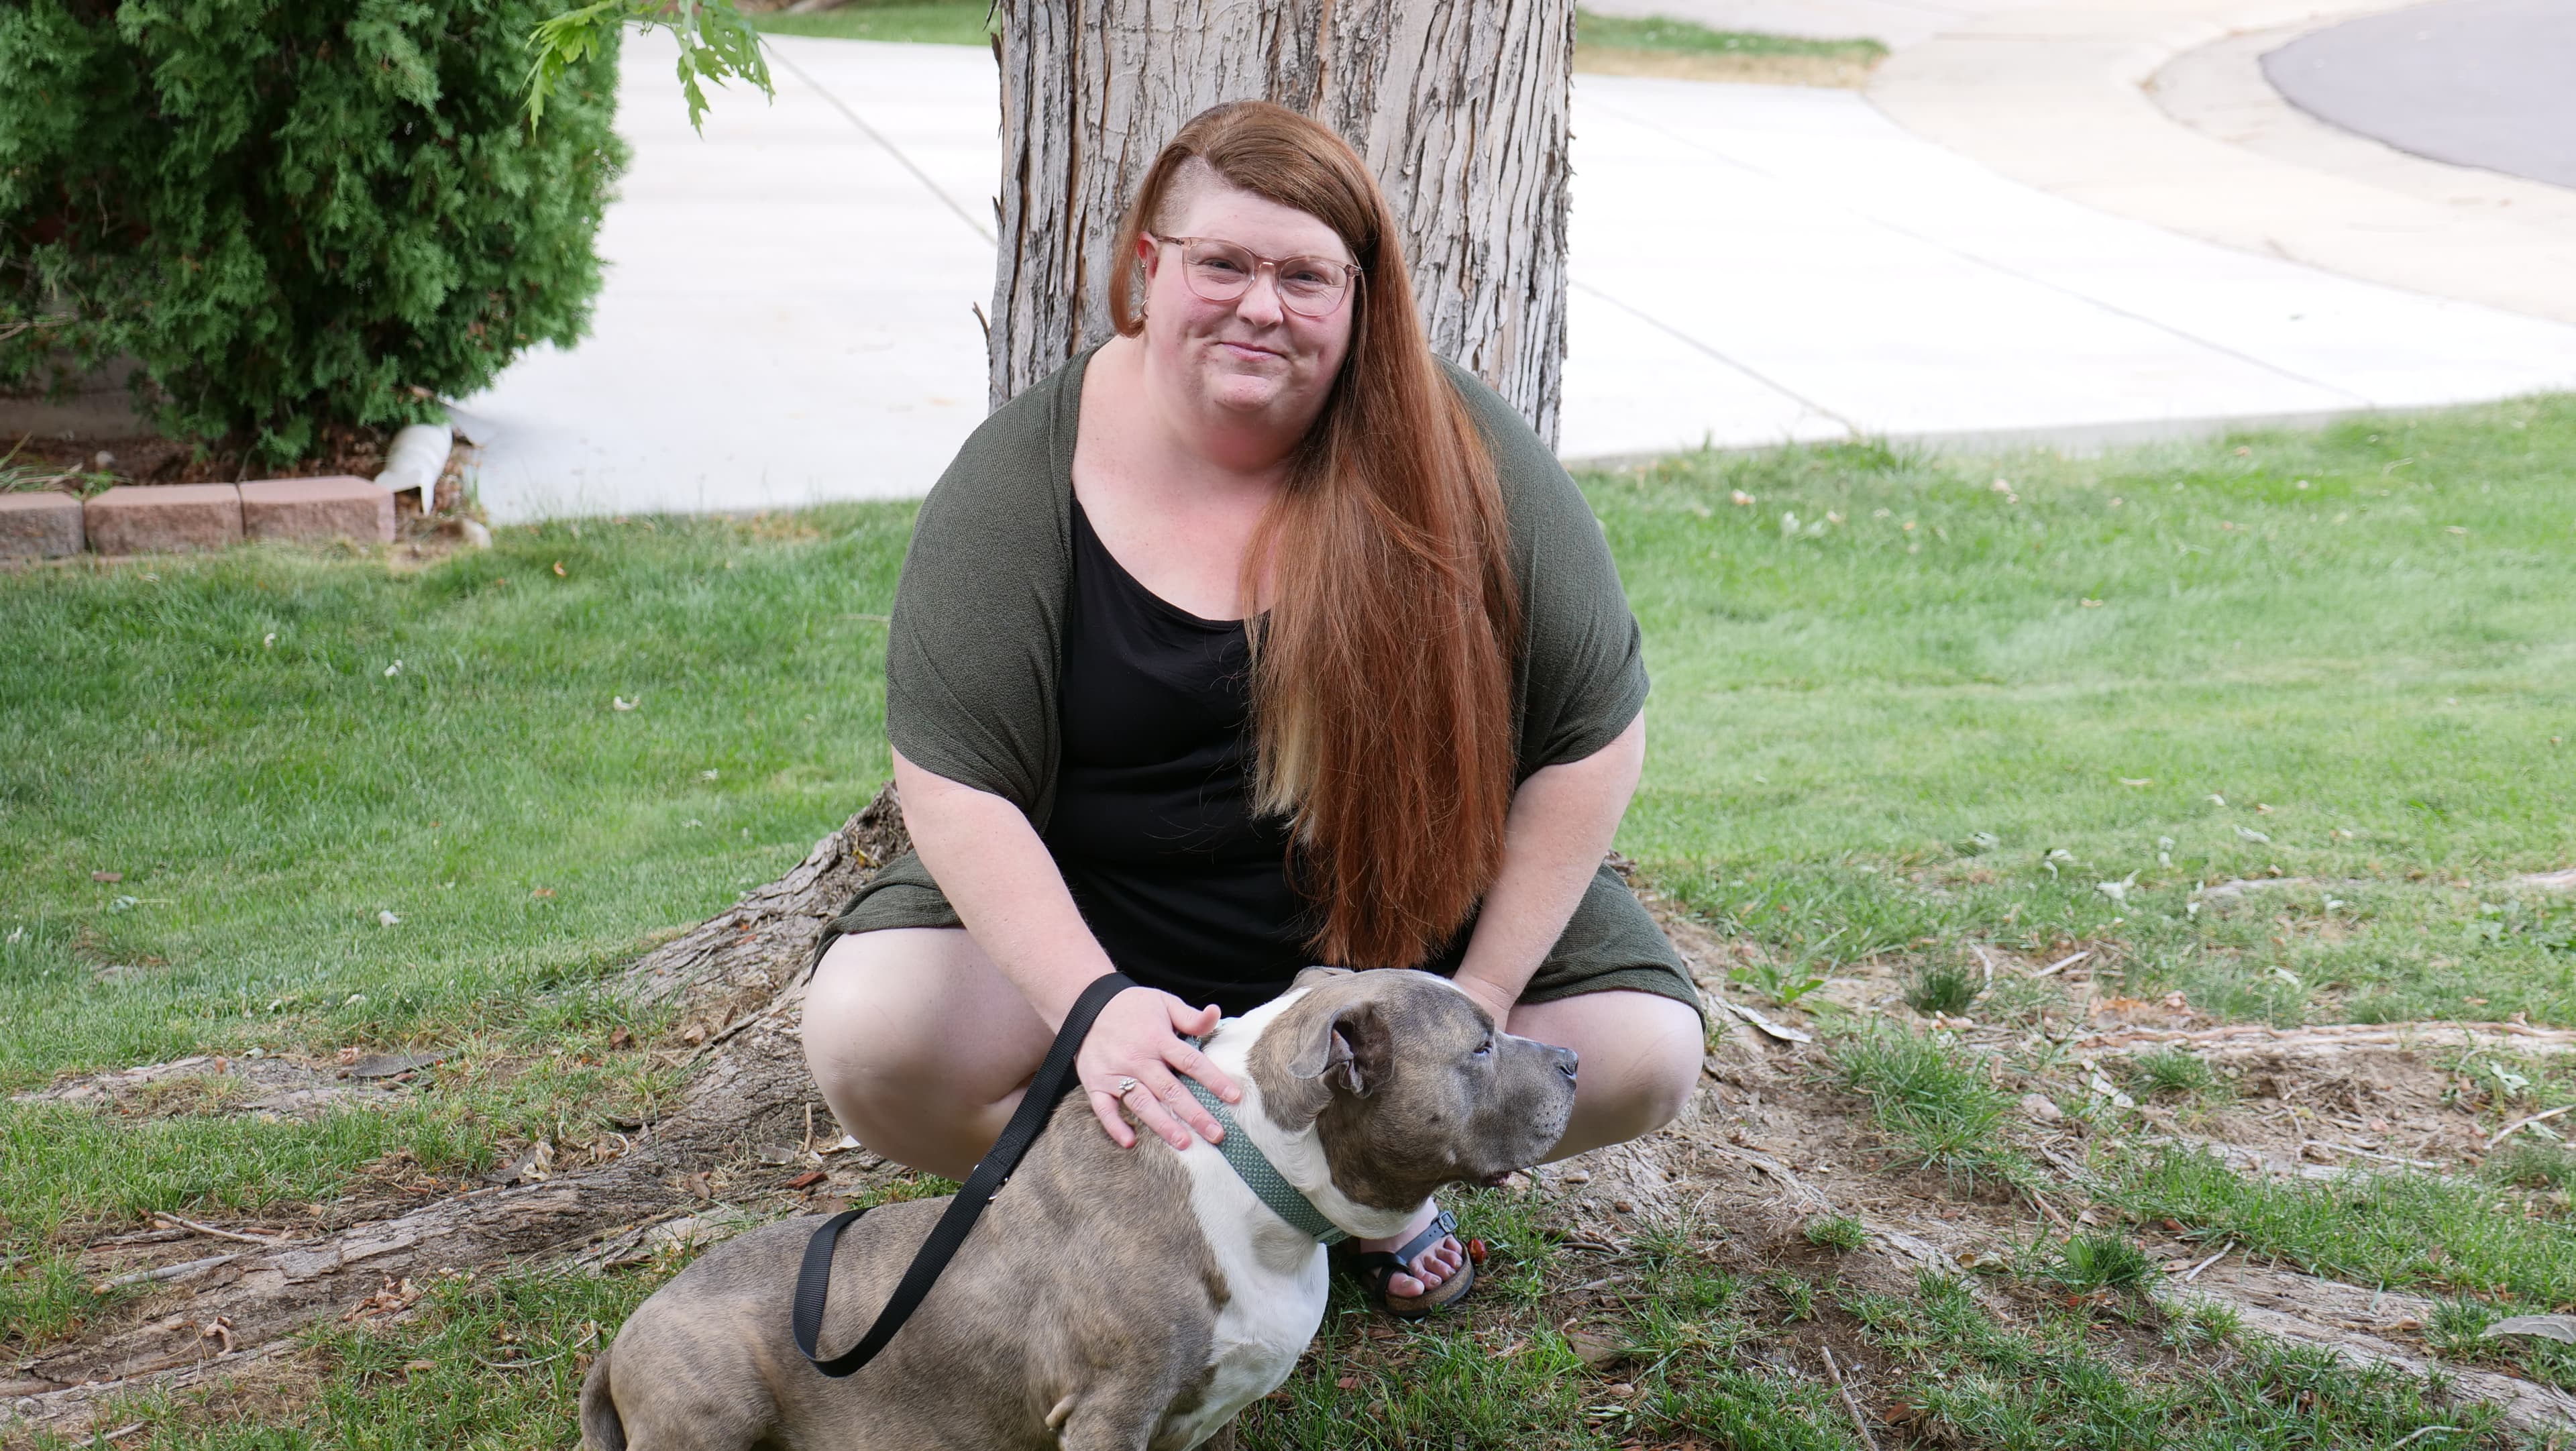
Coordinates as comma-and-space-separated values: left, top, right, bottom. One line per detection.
792, 971, 1135, 1377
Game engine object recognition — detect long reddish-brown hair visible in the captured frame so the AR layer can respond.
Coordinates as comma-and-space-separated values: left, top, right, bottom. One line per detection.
1107, 101, 1521, 970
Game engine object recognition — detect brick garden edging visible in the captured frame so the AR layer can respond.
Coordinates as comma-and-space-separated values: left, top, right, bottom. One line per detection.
0, 490, 85, 557
1, 476, 395, 559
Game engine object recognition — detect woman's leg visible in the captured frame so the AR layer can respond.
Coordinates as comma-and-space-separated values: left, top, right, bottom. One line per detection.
1508, 988, 1707, 1162
800, 926, 1053, 1181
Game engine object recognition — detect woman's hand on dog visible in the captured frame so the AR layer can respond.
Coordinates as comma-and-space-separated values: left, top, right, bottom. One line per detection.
1080, 987, 1242, 1151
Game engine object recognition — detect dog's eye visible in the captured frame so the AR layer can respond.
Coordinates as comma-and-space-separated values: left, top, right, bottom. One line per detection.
1472, 1035, 1493, 1057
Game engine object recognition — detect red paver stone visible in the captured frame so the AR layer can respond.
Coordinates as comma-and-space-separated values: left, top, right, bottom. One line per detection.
0, 490, 85, 558
239, 476, 394, 544
84, 484, 242, 555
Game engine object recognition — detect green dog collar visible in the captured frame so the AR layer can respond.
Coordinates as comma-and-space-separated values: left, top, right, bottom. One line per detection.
1181, 1079, 1349, 1246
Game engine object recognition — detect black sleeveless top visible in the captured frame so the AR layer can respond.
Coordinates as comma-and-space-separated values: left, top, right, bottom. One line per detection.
1040, 501, 1316, 1016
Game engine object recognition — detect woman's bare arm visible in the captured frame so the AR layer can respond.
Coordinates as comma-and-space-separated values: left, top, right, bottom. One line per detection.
1446, 712, 1647, 1023
890, 749, 1238, 1148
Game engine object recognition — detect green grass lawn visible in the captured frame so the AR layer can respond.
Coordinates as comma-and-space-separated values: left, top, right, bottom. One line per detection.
4, 396, 2572, 1446
1574, 9, 1886, 64
741, 1, 1881, 62
749, 0, 992, 46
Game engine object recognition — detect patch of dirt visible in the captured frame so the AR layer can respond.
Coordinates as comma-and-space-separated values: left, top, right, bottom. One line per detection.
6, 425, 391, 488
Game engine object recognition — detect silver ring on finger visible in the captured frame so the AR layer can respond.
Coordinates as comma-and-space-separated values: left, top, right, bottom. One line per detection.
1114, 1076, 1141, 1097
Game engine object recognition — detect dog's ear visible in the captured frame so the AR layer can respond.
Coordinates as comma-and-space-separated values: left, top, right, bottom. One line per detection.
1254, 991, 1382, 1130
1285, 1001, 1377, 1098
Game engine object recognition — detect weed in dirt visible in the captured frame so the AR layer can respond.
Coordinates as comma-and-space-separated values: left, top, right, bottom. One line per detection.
2040, 1231, 2157, 1295
1903, 958, 1981, 1016
124, 1071, 260, 1116
1803, 1214, 1869, 1252
1727, 956, 1831, 1008
1831, 1024, 2029, 1186
1762, 1269, 1819, 1322
2157, 1297, 2243, 1352
2125, 1046, 2222, 1101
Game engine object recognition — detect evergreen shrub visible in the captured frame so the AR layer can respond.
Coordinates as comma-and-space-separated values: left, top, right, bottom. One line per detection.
0, 0, 627, 462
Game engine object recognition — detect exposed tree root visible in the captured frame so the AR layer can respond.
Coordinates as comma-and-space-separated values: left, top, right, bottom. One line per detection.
2080, 1020, 2576, 1060
2176, 1265, 2576, 1430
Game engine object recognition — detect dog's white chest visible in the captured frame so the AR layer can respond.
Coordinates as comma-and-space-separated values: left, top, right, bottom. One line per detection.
1157, 1142, 1330, 1450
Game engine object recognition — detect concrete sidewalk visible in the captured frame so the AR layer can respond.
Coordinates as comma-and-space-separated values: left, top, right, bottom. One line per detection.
455, 34, 2576, 523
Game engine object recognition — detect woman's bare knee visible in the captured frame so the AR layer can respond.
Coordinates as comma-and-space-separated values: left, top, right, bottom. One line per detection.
1511, 990, 1706, 1159
801, 928, 1046, 1177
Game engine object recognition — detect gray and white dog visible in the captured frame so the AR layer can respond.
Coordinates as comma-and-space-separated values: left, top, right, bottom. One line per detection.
578, 965, 1579, 1451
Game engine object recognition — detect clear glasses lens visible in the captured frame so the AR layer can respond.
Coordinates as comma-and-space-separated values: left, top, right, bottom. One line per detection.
1179, 241, 1350, 316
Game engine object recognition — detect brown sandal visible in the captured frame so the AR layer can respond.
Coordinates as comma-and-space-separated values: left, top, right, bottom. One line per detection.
1346, 1207, 1474, 1320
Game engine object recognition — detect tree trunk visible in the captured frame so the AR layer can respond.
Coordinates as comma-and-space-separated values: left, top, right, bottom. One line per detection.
987, 0, 1574, 447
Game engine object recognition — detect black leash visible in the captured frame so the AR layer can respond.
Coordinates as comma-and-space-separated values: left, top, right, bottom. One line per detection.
792, 971, 1134, 1377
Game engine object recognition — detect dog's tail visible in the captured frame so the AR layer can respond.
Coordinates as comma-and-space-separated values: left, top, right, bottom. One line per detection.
578, 1339, 627, 1451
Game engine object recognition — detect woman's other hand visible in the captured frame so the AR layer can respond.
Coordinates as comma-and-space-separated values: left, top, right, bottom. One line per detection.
1079, 987, 1243, 1150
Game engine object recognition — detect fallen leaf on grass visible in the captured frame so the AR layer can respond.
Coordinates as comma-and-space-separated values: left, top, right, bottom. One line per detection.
485, 1140, 554, 1187
553, 560, 567, 577
788, 1171, 826, 1190
612, 696, 637, 712
608, 1028, 634, 1050
2118, 777, 2151, 788
531, 888, 554, 900
1566, 1330, 1629, 1369
91, 871, 121, 883
345, 1275, 424, 1322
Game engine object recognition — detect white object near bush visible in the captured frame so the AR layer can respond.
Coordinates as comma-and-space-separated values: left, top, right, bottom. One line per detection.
376, 422, 452, 516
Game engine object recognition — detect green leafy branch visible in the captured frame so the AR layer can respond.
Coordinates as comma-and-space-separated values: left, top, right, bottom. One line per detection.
525, 0, 773, 132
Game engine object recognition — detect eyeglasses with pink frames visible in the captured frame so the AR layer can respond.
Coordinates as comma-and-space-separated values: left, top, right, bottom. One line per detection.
1143, 233, 1362, 318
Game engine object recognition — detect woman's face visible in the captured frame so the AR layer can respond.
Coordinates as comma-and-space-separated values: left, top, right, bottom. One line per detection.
1136, 177, 1358, 436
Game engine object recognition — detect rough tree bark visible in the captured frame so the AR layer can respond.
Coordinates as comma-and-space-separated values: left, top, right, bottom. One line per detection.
987, 0, 1574, 446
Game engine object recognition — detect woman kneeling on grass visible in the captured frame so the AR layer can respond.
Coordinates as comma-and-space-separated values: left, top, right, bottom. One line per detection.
801, 100, 1703, 1318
